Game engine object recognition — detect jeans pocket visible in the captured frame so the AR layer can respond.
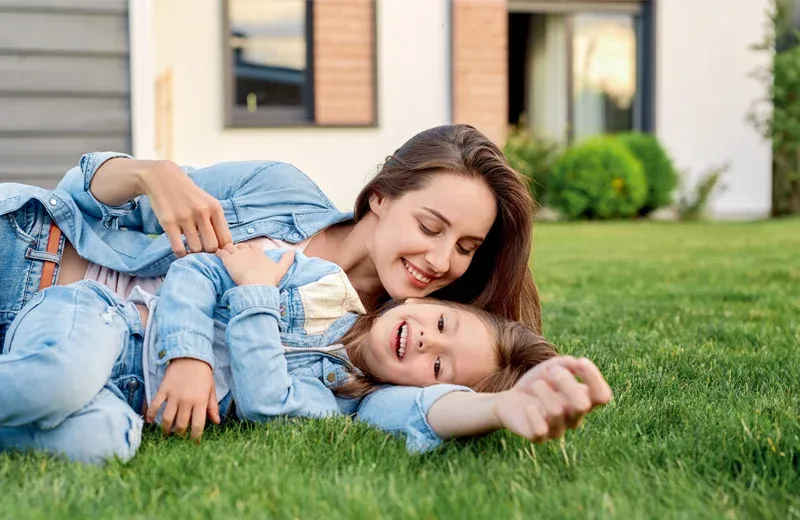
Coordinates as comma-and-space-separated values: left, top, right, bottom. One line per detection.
8, 201, 38, 242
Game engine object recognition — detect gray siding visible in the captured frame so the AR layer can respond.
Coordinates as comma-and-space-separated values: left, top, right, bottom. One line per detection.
0, 1, 131, 188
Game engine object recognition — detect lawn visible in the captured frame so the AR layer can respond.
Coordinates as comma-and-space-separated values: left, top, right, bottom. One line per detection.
1, 219, 798, 519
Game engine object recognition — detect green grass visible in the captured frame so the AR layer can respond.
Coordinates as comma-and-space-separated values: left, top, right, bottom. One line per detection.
2, 219, 799, 519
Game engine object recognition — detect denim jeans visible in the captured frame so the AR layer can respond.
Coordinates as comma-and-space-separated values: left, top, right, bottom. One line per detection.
0, 201, 65, 348
0, 280, 146, 465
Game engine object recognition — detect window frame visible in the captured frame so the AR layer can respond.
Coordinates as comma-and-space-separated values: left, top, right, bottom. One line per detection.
222, 0, 316, 128
505, 0, 656, 141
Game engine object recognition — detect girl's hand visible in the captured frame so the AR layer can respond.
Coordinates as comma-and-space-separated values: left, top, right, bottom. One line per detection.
215, 244, 295, 287
492, 356, 612, 442
145, 358, 220, 442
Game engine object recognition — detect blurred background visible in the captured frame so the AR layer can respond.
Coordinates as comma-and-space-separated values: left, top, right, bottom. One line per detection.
0, 0, 796, 221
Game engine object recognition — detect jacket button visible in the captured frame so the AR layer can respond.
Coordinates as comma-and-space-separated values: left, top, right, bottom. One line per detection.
246, 227, 255, 234
49, 198, 57, 206
126, 380, 139, 391
158, 350, 166, 359
327, 373, 336, 383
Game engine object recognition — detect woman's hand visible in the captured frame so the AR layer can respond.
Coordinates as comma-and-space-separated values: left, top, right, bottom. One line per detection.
216, 244, 295, 287
138, 160, 233, 257
145, 358, 220, 442
492, 356, 612, 442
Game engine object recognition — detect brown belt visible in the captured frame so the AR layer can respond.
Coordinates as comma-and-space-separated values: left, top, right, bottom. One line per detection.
38, 221, 63, 291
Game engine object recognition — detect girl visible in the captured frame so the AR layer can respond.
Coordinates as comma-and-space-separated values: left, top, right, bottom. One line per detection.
0, 245, 611, 465
1, 125, 540, 353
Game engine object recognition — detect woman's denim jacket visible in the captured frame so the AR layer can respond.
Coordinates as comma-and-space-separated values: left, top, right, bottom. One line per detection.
1, 151, 354, 278
148, 250, 472, 454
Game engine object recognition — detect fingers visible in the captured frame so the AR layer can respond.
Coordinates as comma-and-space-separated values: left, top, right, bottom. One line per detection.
190, 405, 207, 442
146, 389, 166, 424
574, 358, 613, 406
197, 217, 219, 253
276, 250, 295, 280
211, 205, 233, 249
164, 223, 187, 258
183, 226, 203, 254
161, 397, 179, 435
547, 365, 593, 428
208, 386, 221, 425
279, 249, 296, 266
173, 401, 193, 437
530, 379, 567, 439
524, 403, 550, 443
215, 243, 237, 259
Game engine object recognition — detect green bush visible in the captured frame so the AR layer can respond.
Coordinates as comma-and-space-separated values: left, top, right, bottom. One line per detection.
503, 127, 561, 204
617, 132, 678, 214
546, 136, 648, 219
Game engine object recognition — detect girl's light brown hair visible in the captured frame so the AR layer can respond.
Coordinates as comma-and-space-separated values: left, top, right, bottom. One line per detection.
335, 299, 557, 399
354, 124, 542, 333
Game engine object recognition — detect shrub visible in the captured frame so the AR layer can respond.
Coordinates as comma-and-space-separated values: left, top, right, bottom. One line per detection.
748, 0, 800, 216
616, 132, 678, 215
546, 136, 648, 219
503, 126, 562, 205
676, 163, 729, 221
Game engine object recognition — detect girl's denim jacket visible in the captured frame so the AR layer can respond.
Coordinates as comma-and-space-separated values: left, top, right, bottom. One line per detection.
148, 249, 473, 454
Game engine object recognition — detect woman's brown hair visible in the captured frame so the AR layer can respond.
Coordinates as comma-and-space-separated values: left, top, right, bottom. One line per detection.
354, 124, 542, 333
335, 299, 557, 399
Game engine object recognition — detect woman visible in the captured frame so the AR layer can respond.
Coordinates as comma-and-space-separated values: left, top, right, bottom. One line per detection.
0, 244, 610, 465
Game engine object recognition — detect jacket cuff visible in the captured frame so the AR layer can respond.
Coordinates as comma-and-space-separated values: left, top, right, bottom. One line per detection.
154, 332, 215, 368
222, 285, 281, 316
78, 151, 137, 229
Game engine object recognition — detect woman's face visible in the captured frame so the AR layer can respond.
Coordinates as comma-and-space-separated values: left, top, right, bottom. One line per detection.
367, 173, 497, 300
361, 301, 496, 387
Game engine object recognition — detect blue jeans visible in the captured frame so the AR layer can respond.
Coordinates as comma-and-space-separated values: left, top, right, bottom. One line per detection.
0, 280, 146, 465
0, 201, 65, 348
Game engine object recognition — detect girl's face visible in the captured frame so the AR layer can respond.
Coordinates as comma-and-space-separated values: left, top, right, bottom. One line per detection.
361, 301, 496, 388
367, 173, 496, 300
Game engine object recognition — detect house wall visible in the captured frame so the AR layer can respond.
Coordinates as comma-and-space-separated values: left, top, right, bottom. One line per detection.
137, 0, 774, 217
149, 0, 451, 210
655, 0, 772, 218
0, 0, 132, 187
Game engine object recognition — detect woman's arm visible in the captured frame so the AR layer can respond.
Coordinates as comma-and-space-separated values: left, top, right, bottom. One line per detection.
76, 157, 231, 257
56, 152, 333, 259
85, 157, 159, 207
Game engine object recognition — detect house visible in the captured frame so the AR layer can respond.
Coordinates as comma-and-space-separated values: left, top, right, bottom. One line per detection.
0, 0, 772, 219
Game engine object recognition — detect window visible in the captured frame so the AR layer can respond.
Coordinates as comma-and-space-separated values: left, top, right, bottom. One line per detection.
507, 0, 654, 142
223, 0, 377, 128
571, 13, 637, 140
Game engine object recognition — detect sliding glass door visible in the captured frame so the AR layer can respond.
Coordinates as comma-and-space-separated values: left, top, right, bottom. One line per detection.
507, 1, 653, 143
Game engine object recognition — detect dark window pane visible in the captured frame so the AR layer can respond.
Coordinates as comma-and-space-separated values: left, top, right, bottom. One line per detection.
229, 0, 308, 114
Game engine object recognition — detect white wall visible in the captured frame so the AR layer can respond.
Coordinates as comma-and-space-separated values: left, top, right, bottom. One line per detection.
656, 0, 772, 219
148, 0, 451, 210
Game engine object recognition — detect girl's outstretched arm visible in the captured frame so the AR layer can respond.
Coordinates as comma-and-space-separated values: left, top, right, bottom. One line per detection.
356, 356, 611, 453
426, 356, 612, 442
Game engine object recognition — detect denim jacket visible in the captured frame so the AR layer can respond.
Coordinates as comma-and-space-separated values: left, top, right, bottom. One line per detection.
145, 250, 472, 454
3, 151, 353, 278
